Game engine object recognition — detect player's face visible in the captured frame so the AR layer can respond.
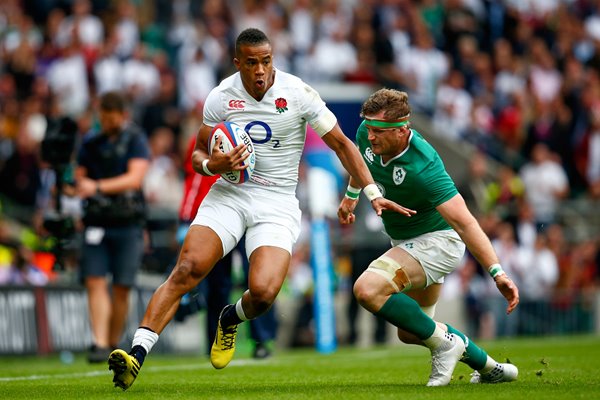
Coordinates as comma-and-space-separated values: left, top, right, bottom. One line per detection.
366, 126, 402, 155
234, 43, 275, 101
364, 112, 410, 158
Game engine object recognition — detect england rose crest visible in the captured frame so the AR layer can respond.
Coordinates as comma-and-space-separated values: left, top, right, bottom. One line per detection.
275, 97, 288, 113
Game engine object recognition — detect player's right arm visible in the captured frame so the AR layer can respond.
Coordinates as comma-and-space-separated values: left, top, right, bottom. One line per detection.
297, 80, 413, 218
192, 123, 248, 176
323, 127, 416, 218
191, 123, 214, 176
437, 193, 520, 314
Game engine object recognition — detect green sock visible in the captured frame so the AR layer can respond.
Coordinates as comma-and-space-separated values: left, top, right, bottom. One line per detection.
446, 324, 487, 370
376, 293, 436, 340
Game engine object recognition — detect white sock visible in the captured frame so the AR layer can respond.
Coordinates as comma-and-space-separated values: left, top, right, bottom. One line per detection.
479, 356, 499, 373
235, 299, 249, 321
132, 328, 159, 354
423, 325, 449, 350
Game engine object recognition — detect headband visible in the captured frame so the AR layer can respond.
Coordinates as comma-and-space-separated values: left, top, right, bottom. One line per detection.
364, 119, 409, 128
364, 114, 410, 128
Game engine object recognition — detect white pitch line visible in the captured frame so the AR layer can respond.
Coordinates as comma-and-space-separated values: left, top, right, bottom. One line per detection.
0, 349, 403, 383
0, 359, 262, 382
0, 370, 109, 382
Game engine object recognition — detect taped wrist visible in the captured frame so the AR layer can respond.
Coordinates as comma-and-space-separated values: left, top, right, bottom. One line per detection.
345, 185, 361, 200
202, 159, 215, 176
364, 183, 383, 201
488, 263, 505, 279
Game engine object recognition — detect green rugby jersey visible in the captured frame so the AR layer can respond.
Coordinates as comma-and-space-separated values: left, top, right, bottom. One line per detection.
356, 121, 458, 240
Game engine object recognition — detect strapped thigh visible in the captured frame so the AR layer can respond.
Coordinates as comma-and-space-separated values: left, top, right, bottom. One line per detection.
366, 255, 413, 293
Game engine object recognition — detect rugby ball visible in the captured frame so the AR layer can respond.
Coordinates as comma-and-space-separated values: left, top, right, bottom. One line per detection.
208, 121, 255, 184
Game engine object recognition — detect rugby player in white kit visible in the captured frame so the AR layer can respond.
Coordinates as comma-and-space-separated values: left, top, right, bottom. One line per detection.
108, 28, 415, 390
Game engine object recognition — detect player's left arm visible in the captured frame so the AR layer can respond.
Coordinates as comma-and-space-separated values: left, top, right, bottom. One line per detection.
437, 193, 520, 314
321, 124, 373, 187
322, 125, 416, 218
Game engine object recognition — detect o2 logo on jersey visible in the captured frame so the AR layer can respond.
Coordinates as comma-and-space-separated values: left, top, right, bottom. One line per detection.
244, 121, 280, 148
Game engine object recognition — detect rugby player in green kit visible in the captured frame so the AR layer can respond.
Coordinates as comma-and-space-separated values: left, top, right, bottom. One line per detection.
338, 88, 520, 387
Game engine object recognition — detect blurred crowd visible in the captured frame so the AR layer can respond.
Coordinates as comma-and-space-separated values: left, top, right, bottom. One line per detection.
0, 0, 599, 340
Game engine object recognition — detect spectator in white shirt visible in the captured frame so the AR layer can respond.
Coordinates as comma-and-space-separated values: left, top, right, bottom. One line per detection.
308, 25, 357, 82
433, 69, 473, 141
400, 26, 449, 115
512, 231, 559, 334
46, 42, 90, 116
93, 32, 123, 95
114, 1, 139, 60
180, 48, 216, 112
519, 143, 569, 227
513, 232, 559, 301
56, 0, 103, 52
122, 44, 160, 105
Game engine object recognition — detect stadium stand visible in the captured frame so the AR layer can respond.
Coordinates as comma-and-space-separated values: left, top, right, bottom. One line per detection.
0, 0, 598, 354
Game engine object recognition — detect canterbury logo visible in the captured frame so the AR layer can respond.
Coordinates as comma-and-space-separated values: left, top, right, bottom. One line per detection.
228, 100, 245, 109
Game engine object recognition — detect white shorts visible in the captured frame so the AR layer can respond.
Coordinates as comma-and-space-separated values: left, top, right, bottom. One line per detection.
192, 180, 301, 257
390, 229, 465, 287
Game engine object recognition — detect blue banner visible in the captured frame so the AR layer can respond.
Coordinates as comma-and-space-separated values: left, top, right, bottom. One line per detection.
310, 218, 336, 353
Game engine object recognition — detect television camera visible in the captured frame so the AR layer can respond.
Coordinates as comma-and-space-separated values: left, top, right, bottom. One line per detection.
40, 116, 78, 270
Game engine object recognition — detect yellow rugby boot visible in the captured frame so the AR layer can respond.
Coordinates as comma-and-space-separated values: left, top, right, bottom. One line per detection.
210, 305, 239, 369
108, 349, 141, 390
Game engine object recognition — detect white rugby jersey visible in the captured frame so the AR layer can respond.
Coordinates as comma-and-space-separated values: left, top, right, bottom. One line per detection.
203, 69, 336, 194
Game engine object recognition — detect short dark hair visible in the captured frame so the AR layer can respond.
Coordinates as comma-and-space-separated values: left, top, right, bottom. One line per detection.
235, 28, 270, 57
99, 91, 126, 112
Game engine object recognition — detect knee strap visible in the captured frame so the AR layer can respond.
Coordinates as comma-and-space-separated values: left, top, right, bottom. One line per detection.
366, 255, 412, 293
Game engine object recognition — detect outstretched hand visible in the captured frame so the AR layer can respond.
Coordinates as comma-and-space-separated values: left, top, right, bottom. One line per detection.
370, 197, 416, 217
337, 195, 416, 225
337, 197, 358, 225
495, 274, 520, 314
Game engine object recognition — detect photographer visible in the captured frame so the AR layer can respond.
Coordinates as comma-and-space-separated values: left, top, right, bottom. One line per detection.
75, 91, 150, 363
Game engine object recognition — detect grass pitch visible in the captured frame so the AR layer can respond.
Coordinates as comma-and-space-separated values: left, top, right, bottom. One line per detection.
1, 335, 599, 399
